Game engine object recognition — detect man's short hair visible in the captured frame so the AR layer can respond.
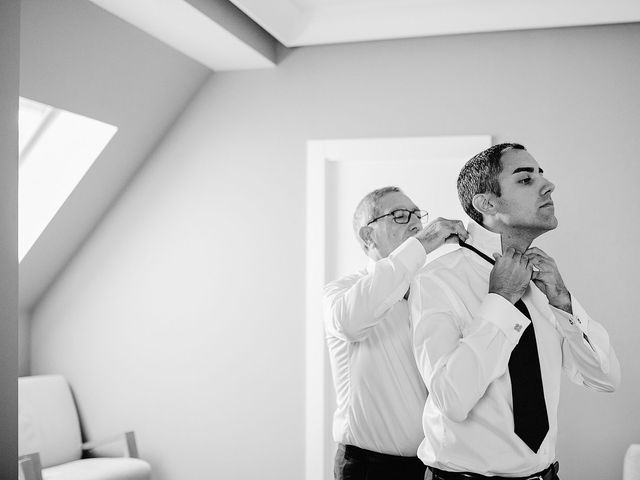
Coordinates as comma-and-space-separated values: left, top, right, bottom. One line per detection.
352, 186, 402, 248
457, 143, 526, 225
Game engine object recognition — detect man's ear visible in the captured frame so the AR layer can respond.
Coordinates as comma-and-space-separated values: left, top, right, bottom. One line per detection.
471, 193, 497, 219
358, 226, 375, 251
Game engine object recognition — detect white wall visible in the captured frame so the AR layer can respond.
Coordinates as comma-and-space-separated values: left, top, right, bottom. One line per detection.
19, 0, 210, 316
31, 23, 640, 480
19, 310, 30, 376
0, 0, 20, 476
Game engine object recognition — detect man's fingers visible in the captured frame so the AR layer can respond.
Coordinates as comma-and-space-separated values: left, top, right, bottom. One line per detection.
525, 251, 546, 261
441, 219, 467, 233
506, 247, 521, 260
512, 250, 523, 263
432, 218, 469, 242
415, 218, 469, 253
452, 221, 469, 241
444, 234, 458, 245
524, 253, 555, 272
525, 246, 546, 255
526, 254, 543, 267
532, 277, 546, 292
492, 252, 501, 261
525, 247, 552, 260
532, 271, 554, 283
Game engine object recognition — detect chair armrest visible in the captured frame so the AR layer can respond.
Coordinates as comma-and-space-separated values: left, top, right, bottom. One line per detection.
624, 444, 640, 480
19, 453, 43, 480
82, 431, 140, 458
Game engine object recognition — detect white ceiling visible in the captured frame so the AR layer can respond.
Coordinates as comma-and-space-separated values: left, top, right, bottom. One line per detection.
91, 0, 640, 70
235, 0, 640, 46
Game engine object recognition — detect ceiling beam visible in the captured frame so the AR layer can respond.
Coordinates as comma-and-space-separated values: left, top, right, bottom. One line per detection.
230, 0, 640, 47
88, 0, 281, 71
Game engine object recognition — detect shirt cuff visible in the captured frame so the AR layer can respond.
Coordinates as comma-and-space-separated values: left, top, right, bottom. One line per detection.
477, 293, 531, 345
389, 237, 427, 275
551, 296, 590, 336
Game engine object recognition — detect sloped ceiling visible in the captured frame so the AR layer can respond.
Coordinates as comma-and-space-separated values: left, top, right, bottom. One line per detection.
20, 0, 640, 312
231, 0, 640, 47
19, 0, 212, 310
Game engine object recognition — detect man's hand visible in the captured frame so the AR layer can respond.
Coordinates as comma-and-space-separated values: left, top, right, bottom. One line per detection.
415, 218, 468, 255
489, 248, 533, 304
524, 247, 572, 313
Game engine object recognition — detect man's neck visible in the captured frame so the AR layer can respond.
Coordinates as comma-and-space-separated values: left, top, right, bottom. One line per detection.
499, 231, 533, 254
483, 223, 537, 254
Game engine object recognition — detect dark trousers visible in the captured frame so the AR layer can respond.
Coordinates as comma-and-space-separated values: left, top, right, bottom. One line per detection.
334, 444, 426, 480
425, 462, 560, 480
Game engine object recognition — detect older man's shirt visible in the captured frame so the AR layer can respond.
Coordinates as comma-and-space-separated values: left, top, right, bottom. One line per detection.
410, 221, 620, 476
323, 238, 428, 455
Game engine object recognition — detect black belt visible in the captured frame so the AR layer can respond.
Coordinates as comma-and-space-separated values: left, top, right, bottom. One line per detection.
430, 461, 558, 480
342, 444, 423, 466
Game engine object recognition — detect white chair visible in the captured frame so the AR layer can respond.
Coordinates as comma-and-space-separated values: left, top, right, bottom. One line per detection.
624, 444, 640, 480
18, 374, 151, 480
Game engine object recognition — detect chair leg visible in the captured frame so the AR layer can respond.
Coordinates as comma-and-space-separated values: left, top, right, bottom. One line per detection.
19, 453, 43, 480
125, 431, 139, 458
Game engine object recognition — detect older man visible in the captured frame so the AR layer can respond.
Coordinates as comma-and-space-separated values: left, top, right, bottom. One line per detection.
410, 144, 620, 480
324, 185, 468, 480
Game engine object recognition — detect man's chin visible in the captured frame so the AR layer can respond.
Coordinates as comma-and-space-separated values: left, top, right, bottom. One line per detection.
542, 217, 559, 232
526, 216, 558, 236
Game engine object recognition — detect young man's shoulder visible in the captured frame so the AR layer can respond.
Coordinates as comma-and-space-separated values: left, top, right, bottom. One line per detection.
418, 248, 469, 280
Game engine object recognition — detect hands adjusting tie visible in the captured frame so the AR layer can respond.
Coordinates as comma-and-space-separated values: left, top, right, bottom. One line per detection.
459, 240, 550, 452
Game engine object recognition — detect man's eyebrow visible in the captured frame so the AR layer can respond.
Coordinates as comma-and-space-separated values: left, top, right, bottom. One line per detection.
512, 167, 544, 174
390, 206, 418, 211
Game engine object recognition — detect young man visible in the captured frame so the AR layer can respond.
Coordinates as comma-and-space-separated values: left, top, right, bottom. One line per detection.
324, 186, 468, 480
410, 144, 620, 480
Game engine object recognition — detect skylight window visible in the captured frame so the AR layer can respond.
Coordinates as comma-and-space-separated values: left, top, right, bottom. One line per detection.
18, 97, 118, 261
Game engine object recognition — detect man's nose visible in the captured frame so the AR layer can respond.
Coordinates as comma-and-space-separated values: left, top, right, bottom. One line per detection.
541, 177, 555, 196
408, 216, 422, 232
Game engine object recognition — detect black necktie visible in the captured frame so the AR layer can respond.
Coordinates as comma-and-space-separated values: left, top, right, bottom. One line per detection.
459, 240, 550, 452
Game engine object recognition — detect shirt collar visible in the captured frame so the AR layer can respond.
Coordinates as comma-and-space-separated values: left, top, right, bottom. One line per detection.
464, 220, 503, 267
366, 259, 375, 274
363, 221, 503, 271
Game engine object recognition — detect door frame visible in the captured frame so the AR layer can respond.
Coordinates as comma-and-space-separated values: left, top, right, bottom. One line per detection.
305, 135, 491, 480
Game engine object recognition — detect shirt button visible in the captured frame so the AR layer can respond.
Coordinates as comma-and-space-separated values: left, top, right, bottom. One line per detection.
514, 324, 523, 332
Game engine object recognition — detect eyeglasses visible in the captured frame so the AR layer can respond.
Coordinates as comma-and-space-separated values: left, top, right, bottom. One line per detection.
366, 209, 428, 226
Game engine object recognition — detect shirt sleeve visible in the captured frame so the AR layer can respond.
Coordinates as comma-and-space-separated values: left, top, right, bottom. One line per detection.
410, 272, 530, 422
551, 296, 621, 392
323, 237, 426, 342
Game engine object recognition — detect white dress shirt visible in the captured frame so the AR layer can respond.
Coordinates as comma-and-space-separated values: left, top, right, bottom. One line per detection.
410, 221, 620, 476
323, 238, 428, 456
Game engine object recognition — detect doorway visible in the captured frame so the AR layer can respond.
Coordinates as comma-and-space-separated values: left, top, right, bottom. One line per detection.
305, 135, 491, 480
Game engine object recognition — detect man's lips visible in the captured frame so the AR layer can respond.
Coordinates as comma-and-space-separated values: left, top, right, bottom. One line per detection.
539, 200, 554, 208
